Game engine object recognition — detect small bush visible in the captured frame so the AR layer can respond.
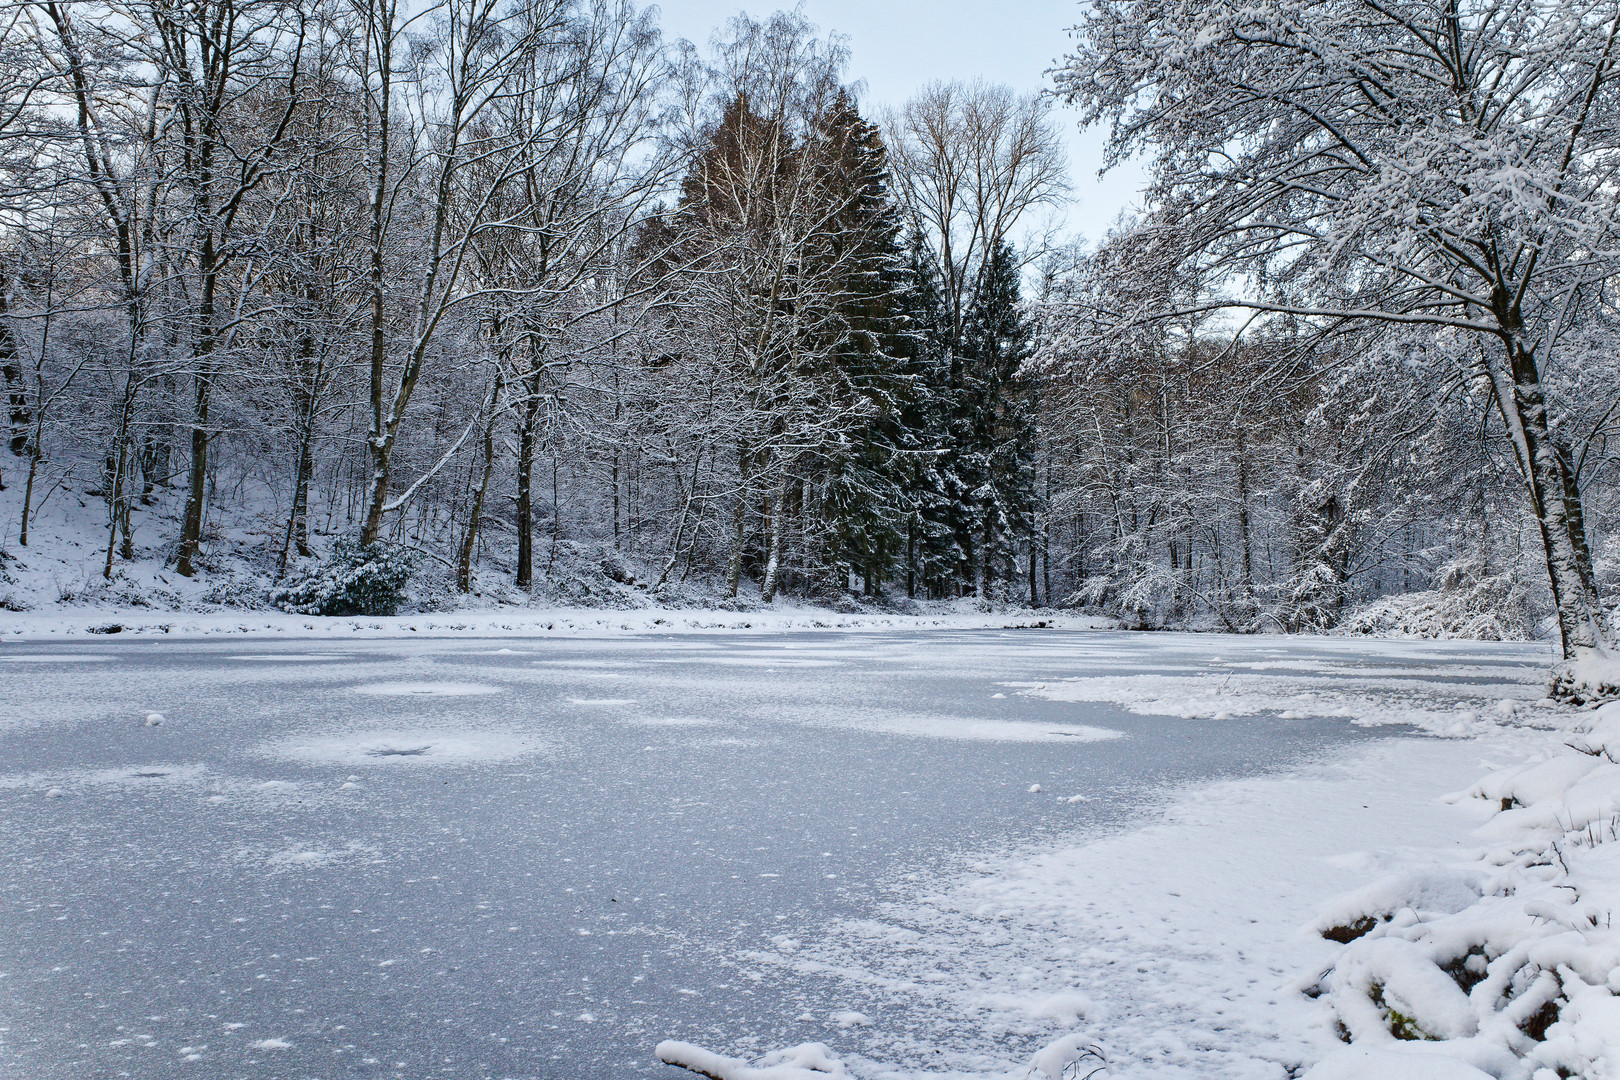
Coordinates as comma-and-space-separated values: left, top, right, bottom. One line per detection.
202, 571, 269, 609
271, 537, 415, 616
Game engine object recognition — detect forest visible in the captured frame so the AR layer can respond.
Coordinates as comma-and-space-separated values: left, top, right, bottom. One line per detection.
0, 0, 1615, 661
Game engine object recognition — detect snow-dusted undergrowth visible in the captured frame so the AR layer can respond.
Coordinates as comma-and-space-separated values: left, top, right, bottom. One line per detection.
1298, 704, 1620, 1080
0, 476, 1110, 637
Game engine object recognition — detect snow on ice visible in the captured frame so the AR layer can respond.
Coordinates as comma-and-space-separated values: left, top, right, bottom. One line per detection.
260, 727, 550, 768
657, 640, 1617, 1080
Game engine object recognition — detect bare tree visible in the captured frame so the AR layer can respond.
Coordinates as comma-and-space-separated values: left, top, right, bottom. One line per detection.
885, 80, 1066, 349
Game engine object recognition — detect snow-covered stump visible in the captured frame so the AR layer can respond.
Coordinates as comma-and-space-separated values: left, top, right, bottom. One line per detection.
1548, 649, 1620, 708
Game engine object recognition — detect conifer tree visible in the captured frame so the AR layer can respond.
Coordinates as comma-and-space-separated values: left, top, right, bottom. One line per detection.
802, 89, 911, 594
894, 232, 963, 598
955, 241, 1035, 597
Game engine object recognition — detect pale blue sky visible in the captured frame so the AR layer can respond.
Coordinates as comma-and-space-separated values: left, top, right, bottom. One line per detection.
651, 0, 1150, 242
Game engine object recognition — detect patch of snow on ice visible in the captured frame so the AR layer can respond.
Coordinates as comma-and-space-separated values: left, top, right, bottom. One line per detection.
1011, 667, 1544, 735
226, 654, 346, 661
822, 711, 1123, 744
735, 733, 1518, 1079
348, 681, 504, 696
260, 728, 548, 767
620, 714, 717, 727
0, 653, 112, 662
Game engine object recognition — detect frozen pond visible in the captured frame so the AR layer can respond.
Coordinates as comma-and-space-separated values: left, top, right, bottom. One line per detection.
0, 629, 1549, 1078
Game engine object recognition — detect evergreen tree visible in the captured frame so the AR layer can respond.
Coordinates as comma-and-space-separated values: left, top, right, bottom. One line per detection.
894, 231, 962, 598
954, 241, 1036, 597
801, 89, 912, 594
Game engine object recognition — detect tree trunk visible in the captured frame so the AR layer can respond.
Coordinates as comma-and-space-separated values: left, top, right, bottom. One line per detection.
138, 436, 164, 504
762, 480, 785, 602
1235, 428, 1254, 605
975, 519, 990, 599
1490, 337, 1608, 659
906, 520, 916, 599
279, 418, 316, 574
0, 287, 30, 457
103, 434, 129, 580
1027, 536, 1037, 605
515, 372, 540, 589
726, 443, 751, 598
456, 373, 501, 593
1042, 467, 1053, 603
19, 450, 38, 546
175, 370, 212, 576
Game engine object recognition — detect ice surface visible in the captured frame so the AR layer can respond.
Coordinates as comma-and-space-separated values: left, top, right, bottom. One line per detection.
0, 629, 1561, 1080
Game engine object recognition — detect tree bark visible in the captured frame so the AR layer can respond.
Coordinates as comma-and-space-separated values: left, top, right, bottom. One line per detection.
761, 479, 784, 602
515, 369, 540, 588
457, 372, 501, 592
725, 442, 751, 598
1489, 335, 1608, 659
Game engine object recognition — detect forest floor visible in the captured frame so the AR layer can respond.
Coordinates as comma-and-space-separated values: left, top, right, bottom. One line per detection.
0, 460, 1095, 632
3, 627, 1614, 1080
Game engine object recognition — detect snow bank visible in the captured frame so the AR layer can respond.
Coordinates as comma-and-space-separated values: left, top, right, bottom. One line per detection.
1015, 663, 1553, 737
1549, 649, 1620, 706
1301, 1045, 1495, 1080
1307, 701, 1620, 1079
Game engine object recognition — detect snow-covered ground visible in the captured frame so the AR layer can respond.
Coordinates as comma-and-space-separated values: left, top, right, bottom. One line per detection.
0, 461, 1108, 633
0, 604, 1111, 640
1, 628, 1613, 1080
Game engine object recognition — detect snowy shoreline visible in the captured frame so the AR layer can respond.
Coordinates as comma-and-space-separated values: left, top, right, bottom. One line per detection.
0, 606, 1119, 641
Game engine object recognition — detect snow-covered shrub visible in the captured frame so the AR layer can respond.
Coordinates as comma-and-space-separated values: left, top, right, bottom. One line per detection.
600, 551, 636, 586
201, 571, 269, 609
68, 575, 184, 611
514, 540, 655, 609
270, 537, 415, 616
1342, 564, 1537, 641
